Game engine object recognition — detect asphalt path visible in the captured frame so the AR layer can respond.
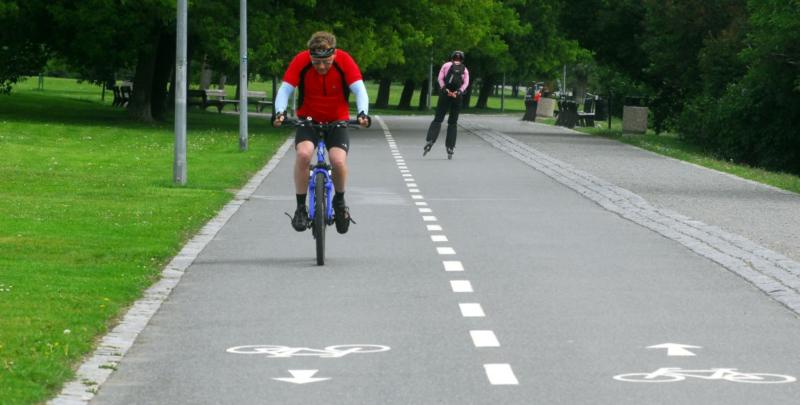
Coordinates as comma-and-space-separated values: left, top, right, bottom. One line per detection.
84, 115, 800, 404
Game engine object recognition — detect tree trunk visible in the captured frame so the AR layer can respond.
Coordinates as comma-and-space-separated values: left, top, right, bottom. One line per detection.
512, 84, 519, 97
375, 78, 391, 108
151, 31, 175, 121
475, 77, 495, 109
398, 79, 415, 110
127, 26, 165, 122
418, 78, 429, 110
462, 79, 474, 109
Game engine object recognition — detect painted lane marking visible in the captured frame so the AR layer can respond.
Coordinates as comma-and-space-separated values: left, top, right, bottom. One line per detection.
416, 202, 428, 207
450, 280, 473, 292
422, 216, 437, 222
459, 303, 485, 317
427, 224, 442, 231
647, 343, 701, 356
470, 330, 500, 347
484, 364, 519, 385
443, 261, 463, 271
419, 208, 433, 213
409, 188, 421, 193
226, 344, 391, 358
407, 183, 418, 187
404, 178, 414, 182
273, 370, 330, 384
412, 195, 424, 200
437, 247, 456, 255
613, 368, 796, 384
431, 235, 448, 242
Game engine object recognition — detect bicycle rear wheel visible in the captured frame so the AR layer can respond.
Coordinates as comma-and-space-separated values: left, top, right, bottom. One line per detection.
313, 172, 326, 265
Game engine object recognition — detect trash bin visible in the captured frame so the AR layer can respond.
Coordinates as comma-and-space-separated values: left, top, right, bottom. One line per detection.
622, 96, 648, 134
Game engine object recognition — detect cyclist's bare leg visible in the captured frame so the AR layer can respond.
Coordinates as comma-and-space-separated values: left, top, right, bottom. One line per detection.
294, 140, 315, 194
329, 147, 348, 193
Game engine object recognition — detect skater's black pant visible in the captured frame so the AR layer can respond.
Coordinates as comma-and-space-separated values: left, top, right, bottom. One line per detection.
426, 93, 461, 149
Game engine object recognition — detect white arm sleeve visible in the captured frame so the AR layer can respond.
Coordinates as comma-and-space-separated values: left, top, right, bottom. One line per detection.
274, 81, 295, 113
349, 80, 369, 115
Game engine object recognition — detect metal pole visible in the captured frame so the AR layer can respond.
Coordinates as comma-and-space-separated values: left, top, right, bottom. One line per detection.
427, 52, 433, 110
174, 0, 188, 185
238, 0, 248, 151
563, 64, 567, 99
501, 73, 505, 112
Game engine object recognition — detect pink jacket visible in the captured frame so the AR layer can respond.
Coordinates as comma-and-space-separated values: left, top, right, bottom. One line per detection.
437, 61, 470, 93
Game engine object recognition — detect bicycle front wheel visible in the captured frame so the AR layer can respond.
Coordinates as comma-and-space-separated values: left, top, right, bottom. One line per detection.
314, 172, 326, 265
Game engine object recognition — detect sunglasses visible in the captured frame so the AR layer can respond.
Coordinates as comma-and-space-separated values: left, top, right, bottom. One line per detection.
311, 59, 333, 66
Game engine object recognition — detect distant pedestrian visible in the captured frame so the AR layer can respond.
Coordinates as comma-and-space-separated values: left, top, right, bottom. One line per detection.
423, 50, 470, 160
522, 82, 541, 121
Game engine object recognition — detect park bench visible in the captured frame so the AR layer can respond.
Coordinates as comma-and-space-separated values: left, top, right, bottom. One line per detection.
186, 89, 208, 108
111, 81, 133, 107
577, 95, 596, 127
217, 90, 273, 113
203, 89, 227, 112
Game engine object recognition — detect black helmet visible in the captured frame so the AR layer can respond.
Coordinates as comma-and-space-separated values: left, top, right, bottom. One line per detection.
450, 50, 465, 61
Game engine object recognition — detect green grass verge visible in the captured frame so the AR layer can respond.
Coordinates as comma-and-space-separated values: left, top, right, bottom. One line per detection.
571, 118, 800, 194
0, 77, 287, 404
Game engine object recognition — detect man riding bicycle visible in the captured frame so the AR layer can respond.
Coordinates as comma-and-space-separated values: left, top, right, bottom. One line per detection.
273, 31, 370, 234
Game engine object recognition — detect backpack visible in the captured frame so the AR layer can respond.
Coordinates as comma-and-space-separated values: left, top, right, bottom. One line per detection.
444, 63, 465, 91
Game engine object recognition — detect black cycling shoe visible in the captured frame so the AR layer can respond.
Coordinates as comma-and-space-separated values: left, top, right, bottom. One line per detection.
333, 205, 355, 234
291, 206, 310, 232
447, 147, 454, 160
423, 141, 433, 157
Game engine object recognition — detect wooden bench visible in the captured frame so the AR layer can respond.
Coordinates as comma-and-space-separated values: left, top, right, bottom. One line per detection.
577, 96, 596, 127
111, 81, 133, 107
203, 89, 227, 113
187, 89, 208, 108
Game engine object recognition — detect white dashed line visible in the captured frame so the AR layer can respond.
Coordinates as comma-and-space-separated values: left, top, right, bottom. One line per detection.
375, 116, 516, 387
470, 330, 500, 347
436, 247, 456, 255
484, 364, 519, 385
443, 261, 463, 271
459, 303, 485, 317
450, 280, 473, 292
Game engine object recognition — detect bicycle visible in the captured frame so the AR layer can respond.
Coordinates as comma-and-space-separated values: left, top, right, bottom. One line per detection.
283, 118, 360, 265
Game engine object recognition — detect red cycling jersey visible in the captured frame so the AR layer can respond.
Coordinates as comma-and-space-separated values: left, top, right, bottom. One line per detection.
282, 49, 363, 122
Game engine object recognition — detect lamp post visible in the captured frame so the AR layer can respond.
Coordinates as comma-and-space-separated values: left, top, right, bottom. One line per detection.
239, 0, 248, 151
174, 0, 187, 185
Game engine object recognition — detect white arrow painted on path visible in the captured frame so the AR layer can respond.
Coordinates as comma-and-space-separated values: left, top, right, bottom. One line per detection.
647, 343, 702, 356
273, 369, 331, 384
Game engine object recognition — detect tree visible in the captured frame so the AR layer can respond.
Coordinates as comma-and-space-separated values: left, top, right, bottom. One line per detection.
0, 1, 50, 93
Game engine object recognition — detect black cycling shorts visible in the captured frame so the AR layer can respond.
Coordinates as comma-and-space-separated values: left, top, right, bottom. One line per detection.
295, 126, 350, 153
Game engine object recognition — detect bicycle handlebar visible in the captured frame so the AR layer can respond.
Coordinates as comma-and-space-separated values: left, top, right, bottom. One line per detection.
280, 118, 363, 130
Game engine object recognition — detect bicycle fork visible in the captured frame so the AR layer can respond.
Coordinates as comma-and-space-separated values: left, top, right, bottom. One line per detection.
307, 165, 334, 225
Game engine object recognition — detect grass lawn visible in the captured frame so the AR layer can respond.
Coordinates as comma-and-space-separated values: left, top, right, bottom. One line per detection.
0, 77, 287, 404
572, 118, 800, 194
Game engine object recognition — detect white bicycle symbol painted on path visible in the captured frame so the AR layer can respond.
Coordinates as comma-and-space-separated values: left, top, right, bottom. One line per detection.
614, 368, 796, 384
226, 345, 391, 358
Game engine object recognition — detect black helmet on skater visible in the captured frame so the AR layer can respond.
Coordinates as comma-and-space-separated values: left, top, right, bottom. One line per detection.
450, 50, 465, 62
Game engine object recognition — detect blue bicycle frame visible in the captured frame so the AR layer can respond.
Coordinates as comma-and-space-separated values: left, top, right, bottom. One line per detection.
307, 137, 335, 225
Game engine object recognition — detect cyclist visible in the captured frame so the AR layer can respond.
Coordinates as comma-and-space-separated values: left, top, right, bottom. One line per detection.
423, 50, 470, 159
273, 31, 370, 234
